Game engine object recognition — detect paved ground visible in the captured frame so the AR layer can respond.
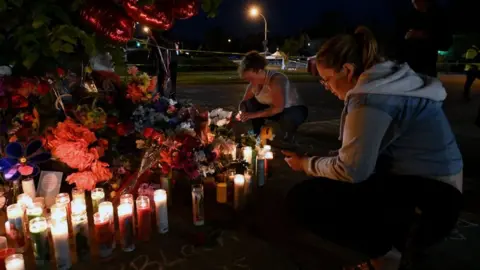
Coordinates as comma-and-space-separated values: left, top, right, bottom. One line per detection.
70, 75, 480, 270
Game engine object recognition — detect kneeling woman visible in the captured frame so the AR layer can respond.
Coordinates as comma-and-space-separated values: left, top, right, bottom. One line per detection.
238, 51, 308, 141
283, 27, 463, 269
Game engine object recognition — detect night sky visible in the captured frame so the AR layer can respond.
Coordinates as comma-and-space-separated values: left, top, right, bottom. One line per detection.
170, 0, 450, 41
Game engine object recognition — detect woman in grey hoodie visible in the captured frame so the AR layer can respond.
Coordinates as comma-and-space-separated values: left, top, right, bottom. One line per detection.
283, 27, 463, 270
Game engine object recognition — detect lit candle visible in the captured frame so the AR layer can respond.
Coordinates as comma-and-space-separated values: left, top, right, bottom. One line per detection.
216, 182, 227, 204
153, 189, 168, 234
264, 145, 271, 152
70, 199, 90, 261
117, 203, 135, 252
136, 196, 151, 241
33, 197, 45, 210
16, 194, 32, 211
50, 203, 67, 221
264, 150, 273, 177
50, 218, 71, 269
264, 151, 273, 160
233, 175, 245, 210
120, 194, 135, 236
191, 184, 204, 226
6, 204, 25, 252
21, 178, 35, 199
55, 193, 71, 215
94, 212, 114, 258
26, 203, 43, 222
242, 146, 253, 164
5, 254, 24, 270
98, 201, 115, 248
71, 187, 85, 201
256, 155, 266, 187
91, 188, 105, 214
29, 217, 50, 266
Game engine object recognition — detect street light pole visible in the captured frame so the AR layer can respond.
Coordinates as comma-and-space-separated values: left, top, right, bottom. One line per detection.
258, 13, 268, 55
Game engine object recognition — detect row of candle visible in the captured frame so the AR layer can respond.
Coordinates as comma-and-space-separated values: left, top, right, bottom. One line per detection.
4, 187, 169, 269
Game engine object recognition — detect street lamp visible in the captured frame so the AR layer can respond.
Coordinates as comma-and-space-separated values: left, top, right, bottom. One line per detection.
228, 39, 231, 43
249, 6, 268, 55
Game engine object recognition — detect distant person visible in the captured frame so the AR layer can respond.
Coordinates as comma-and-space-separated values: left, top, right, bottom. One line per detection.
283, 27, 462, 270
463, 45, 480, 101
397, 0, 452, 77
237, 51, 308, 142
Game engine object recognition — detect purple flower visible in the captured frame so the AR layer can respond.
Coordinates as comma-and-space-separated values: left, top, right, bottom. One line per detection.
0, 140, 51, 181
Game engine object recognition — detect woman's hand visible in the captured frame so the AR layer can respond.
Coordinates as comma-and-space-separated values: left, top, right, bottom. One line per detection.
240, 112, 256, 122
282, 150, 305, 172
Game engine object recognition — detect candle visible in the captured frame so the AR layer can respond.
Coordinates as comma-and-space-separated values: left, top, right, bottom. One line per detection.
70, 199, 90, 261
55, 193, 71, 215
117, 203, 135, 252
16, 194, 32, 211
0, 236, 7, 249
94, 213, 114, 258
264, 151, 273, 160
50, 203, 67, 221
160, 176, 172, 206
26, 203, 43, 222
120, 194, 135, 236
264, 150, 273, 177
99, 201, 115, 248
29, 217, 50, 266
136, 196, 151, 241
216, 182, 227, 204
264, 145, 271, 151
6, 205, 25, 252
244, 170, 253, 196
91, 188, 105, 214
33, 197, 45, 210
50, 218, 71, 269
256, 156, 266, 187
5, 254, 24, 270
243, 146, 253, 165
153, 189, 168, 234
233, 175, 245, 210
71, 187, 85, 201
191, 184, 204, 226
21, 178, 35, 199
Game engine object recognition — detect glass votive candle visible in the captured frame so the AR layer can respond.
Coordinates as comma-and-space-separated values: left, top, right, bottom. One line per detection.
264, 151, 273, 160
120, 194, 134, 205
6, 204, 25, 252
21, 178, 35, 199
55, 193, 71, 214
33, 197, 45, 209
16, 194, 32, 211
135, 196, 151, 241
263, 145, 271, 151
91, 188, 105, 214
26, 203, 43, 222
50, 203, 67, 221
153, 189, 168, 234
117, 203, 135, 252
71, 187, 85, 201
5, 254, 25, 270
29, 217, 50, 266
94, 212, 114, 258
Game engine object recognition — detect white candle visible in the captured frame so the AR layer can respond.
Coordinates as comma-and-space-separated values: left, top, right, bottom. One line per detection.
243, 146, 253, 164
71, 187, 85, 201
70, 198, 90, 261
21, 178, 36, 199
55, 193, 70, 213
264, 145, 271, 151
117, 203, 135, 252
16, 194, 32, 210
26, 202, 43, 221
50, 203, 67, 221
51, 218, 71, 270
5, 254, 25, 270
6, 204, 25, 252
153, 189, 168, 234
216, 182, 227, 204
91, 188, 105, 214
244, 170, 252, 195
264, 151, 273, 160
233, 174, 245, 210
33, 197, 45, 210
29, 217, 50, 266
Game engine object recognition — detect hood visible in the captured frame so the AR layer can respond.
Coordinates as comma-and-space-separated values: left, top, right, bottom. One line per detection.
347, 61, 447, 102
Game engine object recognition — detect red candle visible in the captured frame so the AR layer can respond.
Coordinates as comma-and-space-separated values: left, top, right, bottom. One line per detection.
94, 213, 114, 258
136, 196, 151, 241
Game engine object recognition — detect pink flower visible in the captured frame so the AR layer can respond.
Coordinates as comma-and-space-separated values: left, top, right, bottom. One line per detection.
67, 172, 97, 191
52, 142, 95, 171
91, 161, 112, 182
127, 66, 139, 76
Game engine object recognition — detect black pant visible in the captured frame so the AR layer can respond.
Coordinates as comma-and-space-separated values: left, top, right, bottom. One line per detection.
286, 174, 462, 258
464, 66, 479, 100
241, 97, 308, 138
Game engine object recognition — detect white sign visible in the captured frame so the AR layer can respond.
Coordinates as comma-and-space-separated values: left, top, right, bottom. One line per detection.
37, 171, 63, 208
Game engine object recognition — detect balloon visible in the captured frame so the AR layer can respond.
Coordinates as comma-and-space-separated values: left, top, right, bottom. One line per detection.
172, 0, 199, 19
81, 2, 134, 43
123, 0, 174, 30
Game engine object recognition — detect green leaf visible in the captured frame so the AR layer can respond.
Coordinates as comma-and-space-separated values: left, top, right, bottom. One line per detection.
60, 43, 74, 53
32, 15, 50, 29
0, 0, 6, 12
22, 52, 39, 69
50, 40, 62, 52
59, 35, 77, 44
8, 0, 22, 7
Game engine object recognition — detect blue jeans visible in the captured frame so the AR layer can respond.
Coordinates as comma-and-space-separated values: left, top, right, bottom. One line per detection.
240, 98, 308, 138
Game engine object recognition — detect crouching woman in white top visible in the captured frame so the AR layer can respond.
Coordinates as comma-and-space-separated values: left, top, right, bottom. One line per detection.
238, 51, 308, 142
283, 27, 463, 270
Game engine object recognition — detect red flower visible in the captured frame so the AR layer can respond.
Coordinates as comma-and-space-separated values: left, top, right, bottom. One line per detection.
143, 127, 154, 138
116, 123, 128, 136
11, 95, 28, 108
106, 116, 119, 129
36, 82, 50, 95
23, 114, 34, 122
57, 68, 65, 77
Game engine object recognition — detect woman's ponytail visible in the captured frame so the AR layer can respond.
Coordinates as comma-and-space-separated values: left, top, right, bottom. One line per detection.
354, 26, 380, 71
